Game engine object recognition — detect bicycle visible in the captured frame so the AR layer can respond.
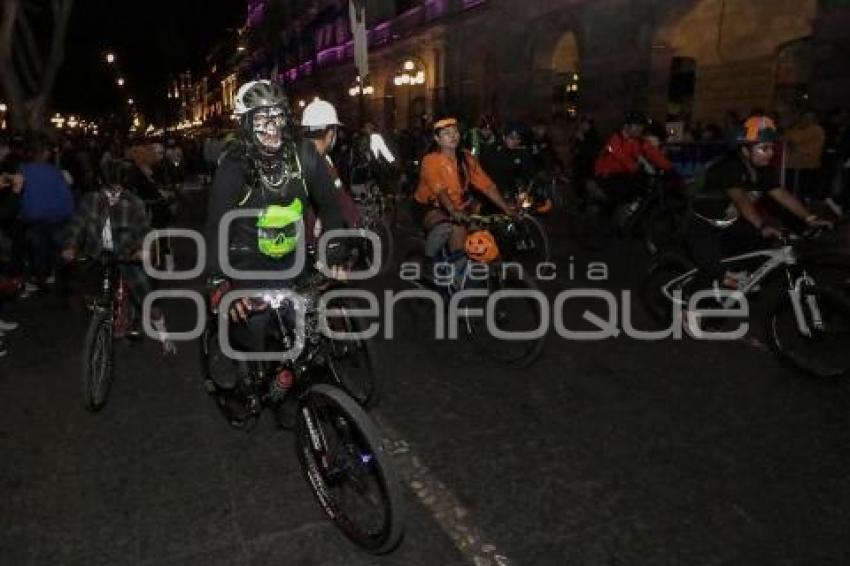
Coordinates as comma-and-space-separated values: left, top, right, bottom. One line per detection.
399, 213, 546, 368
565, 173, 686, 254
79, 251, 139, 412
200, 270, 403, 553
479, 208, 550, 273
349, 178, 396, 276
642, 228, 850, 378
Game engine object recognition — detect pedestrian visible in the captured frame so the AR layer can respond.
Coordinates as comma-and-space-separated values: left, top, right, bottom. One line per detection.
17, 139, 75, 297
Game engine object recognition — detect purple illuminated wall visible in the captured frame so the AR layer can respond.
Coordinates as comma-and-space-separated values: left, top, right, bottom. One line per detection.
274, 0, 486, 83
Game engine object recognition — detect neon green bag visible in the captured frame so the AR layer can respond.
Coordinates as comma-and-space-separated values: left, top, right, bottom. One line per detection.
256, 199, 304, 258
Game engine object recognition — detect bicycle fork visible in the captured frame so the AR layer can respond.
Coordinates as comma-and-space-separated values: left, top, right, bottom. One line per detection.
788, 274, 824, 337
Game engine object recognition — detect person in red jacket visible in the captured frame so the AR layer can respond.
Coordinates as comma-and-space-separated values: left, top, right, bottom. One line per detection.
594, 112, 673, 205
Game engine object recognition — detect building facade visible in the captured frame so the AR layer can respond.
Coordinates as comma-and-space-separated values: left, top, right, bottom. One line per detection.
237, 0, 836, 131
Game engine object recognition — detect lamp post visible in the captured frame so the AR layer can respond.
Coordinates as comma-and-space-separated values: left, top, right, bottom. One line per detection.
393, 59, 426, 129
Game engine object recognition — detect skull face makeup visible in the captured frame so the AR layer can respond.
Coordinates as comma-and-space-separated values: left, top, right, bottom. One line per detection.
105, 185, 123, 207
252, 107, 286, 154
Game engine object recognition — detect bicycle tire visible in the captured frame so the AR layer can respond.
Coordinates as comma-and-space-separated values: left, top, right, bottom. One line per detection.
81, 309, 115, 412
296, 384, 405, 554
462, 267, 546, 368
767, 258, 850, 378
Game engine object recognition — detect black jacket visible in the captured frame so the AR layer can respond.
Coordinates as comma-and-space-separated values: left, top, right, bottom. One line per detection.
204, 139, 346, 288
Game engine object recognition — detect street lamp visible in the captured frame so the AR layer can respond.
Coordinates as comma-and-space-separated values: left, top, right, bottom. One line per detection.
393, 59, 427, 128
117, 78, 125, 87
105, 52, 116, 64
0, 103, 7, 113
348, 75, 375, 126
127, 98, 134, 105
348, 75, 374, 97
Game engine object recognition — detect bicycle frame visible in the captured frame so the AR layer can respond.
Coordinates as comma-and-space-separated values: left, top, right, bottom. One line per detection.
659, 244, 822, 336
89, 252, 132, 336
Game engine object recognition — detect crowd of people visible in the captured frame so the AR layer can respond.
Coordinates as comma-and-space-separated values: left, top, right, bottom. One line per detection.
2, 79, 849, 360
0, 133, 207, 357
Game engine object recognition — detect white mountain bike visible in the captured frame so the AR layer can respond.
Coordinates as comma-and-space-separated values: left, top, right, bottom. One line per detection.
642, 228, 850, 378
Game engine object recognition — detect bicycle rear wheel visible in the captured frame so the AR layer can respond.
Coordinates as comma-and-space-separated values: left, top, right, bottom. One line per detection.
81, 309, 115, 412
462, 266, 546, 368
768, 260, 850, 378
296, 384, 405, 554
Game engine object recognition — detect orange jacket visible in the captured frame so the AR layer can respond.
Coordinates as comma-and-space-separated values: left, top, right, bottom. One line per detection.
414, 151, 499, 209
594, 133, 673, 178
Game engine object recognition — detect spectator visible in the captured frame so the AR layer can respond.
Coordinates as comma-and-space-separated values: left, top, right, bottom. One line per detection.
18, 141, 75, 295
0, 139, 22, 345
203, 132, 224, 184
573, 112, 600, 178
529, 118, 562, 173
479, 121, 535, 202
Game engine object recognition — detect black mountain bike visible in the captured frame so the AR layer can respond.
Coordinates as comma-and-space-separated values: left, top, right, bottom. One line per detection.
350, 179, 396, 276
200, 272, 404, 553
566, 173, 687, 254
399, 214, 547, 368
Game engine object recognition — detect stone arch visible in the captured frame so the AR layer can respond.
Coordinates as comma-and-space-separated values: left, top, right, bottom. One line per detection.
550, 32, 580, 74
520, 9, 584, 121
382, 55, 429, 129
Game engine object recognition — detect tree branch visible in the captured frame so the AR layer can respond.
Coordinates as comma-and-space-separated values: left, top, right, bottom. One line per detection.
13, 42, 41, 94
16, 8, 45, 75
38, 0, 72, 102
0, 0, 29, 129
0, 0, 20, 61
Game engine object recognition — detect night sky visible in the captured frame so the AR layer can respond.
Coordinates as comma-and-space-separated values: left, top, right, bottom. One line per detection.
53, 0, 244, 122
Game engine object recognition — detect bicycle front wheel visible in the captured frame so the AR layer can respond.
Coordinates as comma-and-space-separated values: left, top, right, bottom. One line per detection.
81, 309, 115, 412
768, 261, 850, 378
512, 215, 550, 270
640, 253, 694, 327
462, 266, 546, 368
296, 384, 405, 554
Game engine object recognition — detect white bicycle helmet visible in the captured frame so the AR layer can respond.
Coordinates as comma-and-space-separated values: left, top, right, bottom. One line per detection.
301, 99, 342, 130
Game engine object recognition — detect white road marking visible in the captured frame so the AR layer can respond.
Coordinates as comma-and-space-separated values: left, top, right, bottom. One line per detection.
374, 413, 513, 566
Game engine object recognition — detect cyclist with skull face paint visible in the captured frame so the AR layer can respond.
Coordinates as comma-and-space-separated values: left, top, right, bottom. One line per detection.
204, 81, 348, 354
